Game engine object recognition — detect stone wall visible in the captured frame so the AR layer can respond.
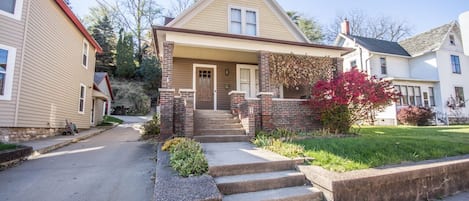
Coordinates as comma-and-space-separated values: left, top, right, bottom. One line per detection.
0, 127, 63, 142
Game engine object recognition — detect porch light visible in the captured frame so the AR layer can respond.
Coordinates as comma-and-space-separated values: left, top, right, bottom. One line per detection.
225, 68, 230, 76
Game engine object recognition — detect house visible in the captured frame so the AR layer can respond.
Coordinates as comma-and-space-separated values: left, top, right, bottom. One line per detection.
336, 20, 469, 125
92, 72, 113, 126
0, 0, 102, 142
152, 0, 351, 140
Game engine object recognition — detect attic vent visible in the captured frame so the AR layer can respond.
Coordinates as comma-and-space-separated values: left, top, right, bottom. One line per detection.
449, 35, 455, 45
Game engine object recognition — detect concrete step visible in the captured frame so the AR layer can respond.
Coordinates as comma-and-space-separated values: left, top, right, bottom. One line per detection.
194, 135, 251, 143
196, 110, 231, 114
209, 159, 303, 177
216, 170, 306, 195
196, 124, 243, 129
195, 119, 241, 124
222, 186, 323, 201
195, 129, 245, 135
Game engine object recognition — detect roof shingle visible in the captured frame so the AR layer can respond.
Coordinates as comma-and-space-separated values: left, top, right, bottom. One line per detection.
346, 35, 410, 56
399, 22, 454, 57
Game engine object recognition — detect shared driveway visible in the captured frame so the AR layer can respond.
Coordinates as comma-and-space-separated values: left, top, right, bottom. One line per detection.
0, 118, 155, 201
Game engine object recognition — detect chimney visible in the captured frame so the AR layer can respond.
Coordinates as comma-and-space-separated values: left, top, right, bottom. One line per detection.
459, 11, 469, 56
341, 18, 350, 35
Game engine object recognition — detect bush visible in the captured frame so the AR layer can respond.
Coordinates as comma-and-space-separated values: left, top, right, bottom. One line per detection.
162, 137, 185, 151
256, 128, 297, 142
169, 139, 208, 177
397, 106, 434, 126
319, 105, 351, 134
143, 114, 160, 137
253, 129, 305, 158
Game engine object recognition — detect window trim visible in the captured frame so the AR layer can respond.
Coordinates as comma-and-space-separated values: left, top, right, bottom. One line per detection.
236, 64, 259, 98
228, 5, 260, 36
380, 57, 387, 75
350, 60, 357, 69
451, 55, 461, 74
0, 44, 16, 101
78, 83, 86, 114
454, 86, 465, 108
82, 39, 89, 69
428, 87, 435, 106
0, 0, 23, 20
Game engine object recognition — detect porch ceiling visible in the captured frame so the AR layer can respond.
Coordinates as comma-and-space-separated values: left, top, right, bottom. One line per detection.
174, 45, 258, 63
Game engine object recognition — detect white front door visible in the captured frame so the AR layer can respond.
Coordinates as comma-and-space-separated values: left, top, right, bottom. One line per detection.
237, 64, 259, 98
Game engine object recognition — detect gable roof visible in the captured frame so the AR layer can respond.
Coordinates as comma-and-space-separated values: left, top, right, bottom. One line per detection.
165, 0, 310, 43
345, 35, 410, 56
54, 0, 102, 53
399, 22, 455, 57
94, 72, 113, 100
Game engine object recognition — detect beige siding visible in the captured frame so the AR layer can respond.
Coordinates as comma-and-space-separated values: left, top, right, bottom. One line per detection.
179, 0, 298, 42
94, 99, 105, 125
173, 58, 238, 110
16, 0, 96, 129
0, 0, 28, 126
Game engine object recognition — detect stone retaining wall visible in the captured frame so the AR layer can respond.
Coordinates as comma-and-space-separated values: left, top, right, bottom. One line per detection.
0, 127, 63, 142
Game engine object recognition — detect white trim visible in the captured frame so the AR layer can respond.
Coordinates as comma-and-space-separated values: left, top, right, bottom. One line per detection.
0, 44, 17, 101
228, 91, 247, 96
193, 63, 217, 110
90, 99, 95, 125
236, 64, 259, 98
102, 101, 106, 116
228, 5, 260, 37
78, 83, 86, 114
0, 0, 23, 21
82, 39, 89, 69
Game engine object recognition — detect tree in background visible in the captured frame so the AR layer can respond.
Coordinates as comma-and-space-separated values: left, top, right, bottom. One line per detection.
307, 69, 400, 133
115, 29, 136, 78
167, 0, 198, 17
90, 14, 117, 74
138, 56, 161, 101
287, 11, 323, 43
324, 9, 412, 44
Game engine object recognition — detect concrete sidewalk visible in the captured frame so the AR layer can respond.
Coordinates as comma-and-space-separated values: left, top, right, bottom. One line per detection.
19, 126, 115, 157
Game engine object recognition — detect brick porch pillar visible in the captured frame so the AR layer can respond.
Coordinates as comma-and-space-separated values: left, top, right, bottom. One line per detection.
180, 89, 195, 139
162, 41, 174, 89
258, 51, 271, 93
159, 89, 175, 140
229, 91, 247, 115
259, 92, 274, 131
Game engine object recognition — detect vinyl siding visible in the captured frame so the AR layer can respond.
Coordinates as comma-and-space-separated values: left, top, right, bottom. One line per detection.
173, 58, 238, 110
0, 0, 28, 126
15, 0, 96, 129
179, 0, 298, 42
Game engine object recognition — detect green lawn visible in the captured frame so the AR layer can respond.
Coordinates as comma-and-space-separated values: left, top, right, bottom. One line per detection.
292, 126, 469, 172
0, 143, 17, 152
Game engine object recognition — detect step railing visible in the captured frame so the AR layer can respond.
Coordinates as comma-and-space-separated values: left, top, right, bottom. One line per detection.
434, 111, 449, 125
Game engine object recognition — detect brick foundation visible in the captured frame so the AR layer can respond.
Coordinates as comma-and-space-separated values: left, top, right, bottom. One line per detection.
159, 89, 175, 140
0, 127, 63, 142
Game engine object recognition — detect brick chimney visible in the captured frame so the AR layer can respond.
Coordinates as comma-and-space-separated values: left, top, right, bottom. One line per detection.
341, 18, 350, 35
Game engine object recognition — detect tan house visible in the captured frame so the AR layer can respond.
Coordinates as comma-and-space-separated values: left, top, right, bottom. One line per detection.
0, 0, 102, 142
153, 0, 350, 141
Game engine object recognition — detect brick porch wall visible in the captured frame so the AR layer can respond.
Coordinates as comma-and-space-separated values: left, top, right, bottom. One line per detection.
272, 99, 321, 131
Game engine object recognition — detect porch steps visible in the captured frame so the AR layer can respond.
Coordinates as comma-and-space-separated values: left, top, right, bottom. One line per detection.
194, 110, 248, 143
209, 159, 323, 201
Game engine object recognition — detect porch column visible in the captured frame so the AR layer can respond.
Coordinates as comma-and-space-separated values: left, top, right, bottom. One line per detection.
259, 92, 274, 131
229, 91, 246, 115
258, 51, 271, 93
162, 41, 174, 89
180, 89, 195, 139
159, 88, 175, 140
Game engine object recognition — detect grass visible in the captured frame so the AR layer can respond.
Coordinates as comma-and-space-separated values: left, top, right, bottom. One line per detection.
0, 143, 17, 152
289, 126, 469, 172
102, 116, 124, 125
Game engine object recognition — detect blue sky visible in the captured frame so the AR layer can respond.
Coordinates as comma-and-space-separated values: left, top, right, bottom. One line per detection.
70, 0, 469, 36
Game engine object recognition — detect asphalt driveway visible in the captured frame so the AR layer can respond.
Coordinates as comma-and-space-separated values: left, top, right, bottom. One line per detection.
0, 121, 155, 201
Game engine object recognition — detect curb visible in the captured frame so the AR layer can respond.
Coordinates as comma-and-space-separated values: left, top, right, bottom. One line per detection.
28, 125, 117, 159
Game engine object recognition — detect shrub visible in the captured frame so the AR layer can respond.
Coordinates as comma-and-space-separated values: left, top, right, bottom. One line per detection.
143, 114, 160, 137
162, 137, 185, 151
169, 139, 208, 177
256, 128, 297, 142
319, 105, 351, 134
397, 106, 434, 126
253, 130, 305, 159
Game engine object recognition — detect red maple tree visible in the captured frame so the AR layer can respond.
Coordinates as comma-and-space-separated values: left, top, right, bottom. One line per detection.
307, 69, 400, 133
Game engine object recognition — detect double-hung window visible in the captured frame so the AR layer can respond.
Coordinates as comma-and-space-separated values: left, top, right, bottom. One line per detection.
428, 87, 435, 106
451, 55, 461, 74
229, 7, 258, 36
0, 0, 23, 20
380, 57, 387, 75
350, 60, 357, 69
237, 65, 259, 98
455, 87, 465, 107
0, 44, 16, 100
79, 84, 86, 113
82, 40, 89, 68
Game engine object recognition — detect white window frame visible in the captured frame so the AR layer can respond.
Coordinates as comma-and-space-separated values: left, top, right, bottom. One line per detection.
228, 5, 259, 36
78, 84, 86, 114
0, 0, 23, 20
236, 64, 259, 98
0, 44, 16, 101
82, 39, 89, 69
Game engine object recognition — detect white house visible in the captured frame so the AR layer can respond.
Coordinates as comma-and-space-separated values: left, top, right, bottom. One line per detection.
336, 20, 469, 125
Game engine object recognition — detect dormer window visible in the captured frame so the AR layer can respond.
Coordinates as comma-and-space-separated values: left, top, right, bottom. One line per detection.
229, 6, 258, 36
449, 35, 455, 46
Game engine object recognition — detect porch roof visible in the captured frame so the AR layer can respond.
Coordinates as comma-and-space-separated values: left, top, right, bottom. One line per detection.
152, 26, 352, 59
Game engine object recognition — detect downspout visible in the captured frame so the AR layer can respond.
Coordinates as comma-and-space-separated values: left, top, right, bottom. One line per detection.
365, 53, 373, 74
359, 47, 364, 71
14, 0, 33, 126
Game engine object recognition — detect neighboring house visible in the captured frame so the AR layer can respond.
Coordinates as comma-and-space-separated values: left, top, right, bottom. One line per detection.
0, 0, 102, 142
152, 0, 350, 139
336, 20, 469, 125
92, 72, 113, 126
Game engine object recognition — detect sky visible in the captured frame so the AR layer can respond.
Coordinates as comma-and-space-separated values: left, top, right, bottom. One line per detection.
70, 0, 469, 36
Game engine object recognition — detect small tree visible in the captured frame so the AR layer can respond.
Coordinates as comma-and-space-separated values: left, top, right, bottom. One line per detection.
307, 69, 400, 133
397, 106, 434, 126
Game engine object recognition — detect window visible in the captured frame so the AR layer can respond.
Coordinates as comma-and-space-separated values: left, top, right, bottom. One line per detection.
451, 55, 461, 74
380, 57, 387, 75
0, 0, 23, 20
455, 87, 465, 107
0, 44, 16, 101
394, 85, 402, 106
449, 35, 455, 45
429, 87, 435, 106
400, 85, 408, 105
415, 87, 422, 106
396, 85, 422, 106
79, 84, 86, 113
350, 60, 357, 69
82, 40, 89, 68
423, 92, 429, 107
237, 65, 259, 98
229, 7, 258, 36
408, 86, 415, 105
